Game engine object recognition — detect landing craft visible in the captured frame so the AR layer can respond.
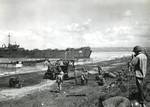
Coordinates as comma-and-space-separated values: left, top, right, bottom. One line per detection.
0, 33, 92, 59
0, 59, 46, 68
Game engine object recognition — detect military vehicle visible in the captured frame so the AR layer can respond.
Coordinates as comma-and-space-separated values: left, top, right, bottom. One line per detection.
43, 60, 75, 80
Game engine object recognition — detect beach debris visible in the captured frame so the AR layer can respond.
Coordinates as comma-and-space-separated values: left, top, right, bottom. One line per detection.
99, 96, 130, 107
118, 83, 127, 93
105, 81, 117, 91
103, 71, 116, 78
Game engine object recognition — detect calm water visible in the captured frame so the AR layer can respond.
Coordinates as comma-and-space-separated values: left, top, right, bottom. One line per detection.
0, 60, 47, 76
0, 51, 132, 76
74, 51, 132, 65
91, 51, 132, 63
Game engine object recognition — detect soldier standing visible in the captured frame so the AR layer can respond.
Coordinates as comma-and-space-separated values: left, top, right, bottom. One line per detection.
130, 46, 147, 107
56, 67, 64, 92
98, 65, 103, 75
81, 67, 89, 85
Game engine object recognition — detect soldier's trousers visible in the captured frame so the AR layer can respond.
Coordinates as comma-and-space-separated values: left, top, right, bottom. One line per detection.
136, 77, 144, 104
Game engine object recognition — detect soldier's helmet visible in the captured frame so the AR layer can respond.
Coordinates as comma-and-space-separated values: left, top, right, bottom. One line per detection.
60, 71, 64, 75
130, 100, 141, 107
133, 46, 143, 53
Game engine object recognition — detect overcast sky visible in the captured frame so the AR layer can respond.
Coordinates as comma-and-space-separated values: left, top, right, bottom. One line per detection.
0, 0, 150, 49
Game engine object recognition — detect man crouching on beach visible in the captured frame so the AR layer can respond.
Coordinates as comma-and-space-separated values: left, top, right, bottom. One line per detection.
56, 66, 64, 92
130, 46, 147, 107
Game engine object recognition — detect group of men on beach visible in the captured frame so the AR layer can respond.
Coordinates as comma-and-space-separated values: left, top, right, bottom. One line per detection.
48, 45, 148, 107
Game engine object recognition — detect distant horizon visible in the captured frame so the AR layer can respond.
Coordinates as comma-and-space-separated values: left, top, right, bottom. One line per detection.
91, 46, 150, 49
12, 46, 150, 51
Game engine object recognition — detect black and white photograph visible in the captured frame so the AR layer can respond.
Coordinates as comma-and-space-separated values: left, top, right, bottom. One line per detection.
0, 0, 150, 107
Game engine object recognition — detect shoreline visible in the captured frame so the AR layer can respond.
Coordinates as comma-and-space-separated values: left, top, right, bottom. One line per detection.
0, 55, 130, 78
0, 56, 149, 107
0, 50, 132, 77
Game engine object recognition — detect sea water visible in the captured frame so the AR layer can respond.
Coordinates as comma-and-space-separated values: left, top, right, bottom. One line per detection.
75, 51, 132, 65
0, 59, 47, 76
0, 51, 132, 76
91, 51, 132, 62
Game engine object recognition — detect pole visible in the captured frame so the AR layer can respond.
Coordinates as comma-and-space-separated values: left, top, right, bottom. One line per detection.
73, 60, 77, 85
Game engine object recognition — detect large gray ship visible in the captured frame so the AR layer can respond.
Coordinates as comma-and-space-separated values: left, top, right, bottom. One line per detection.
0, 34, 92, 59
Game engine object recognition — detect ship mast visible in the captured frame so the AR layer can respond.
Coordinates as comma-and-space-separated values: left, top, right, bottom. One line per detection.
8, 33, 11, 47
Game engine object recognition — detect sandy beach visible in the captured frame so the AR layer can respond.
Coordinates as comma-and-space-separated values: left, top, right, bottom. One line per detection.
0, 56, 150, 107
